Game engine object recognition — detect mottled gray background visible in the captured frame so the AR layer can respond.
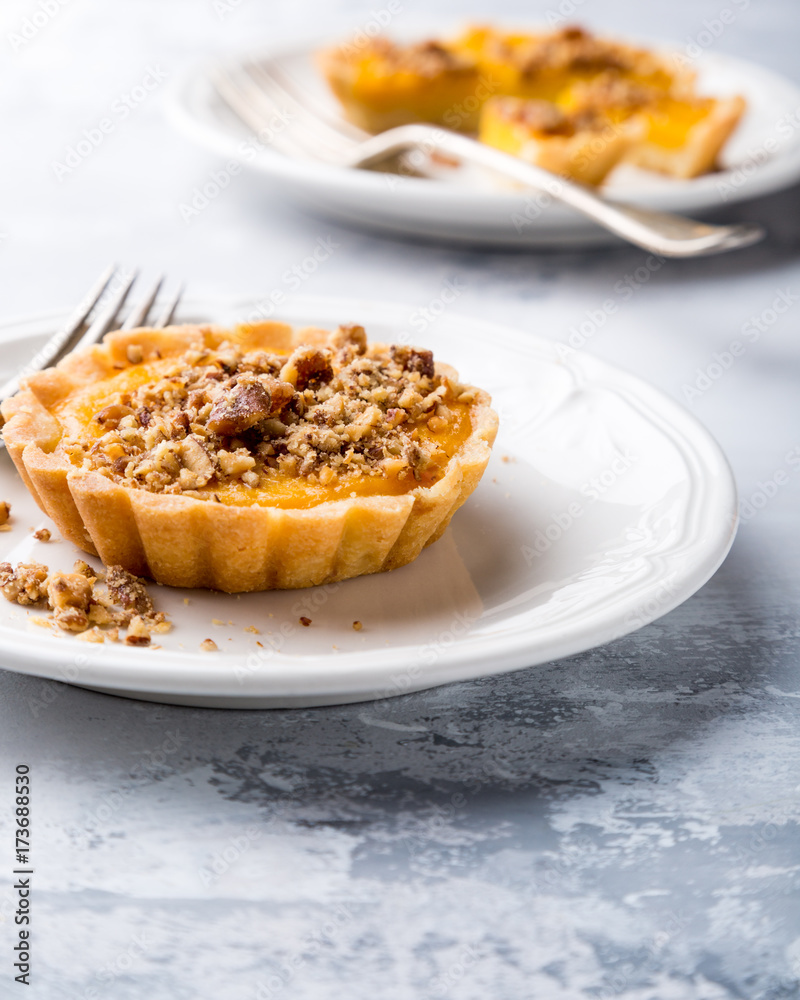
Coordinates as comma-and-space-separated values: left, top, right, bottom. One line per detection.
1, 0, 799, 997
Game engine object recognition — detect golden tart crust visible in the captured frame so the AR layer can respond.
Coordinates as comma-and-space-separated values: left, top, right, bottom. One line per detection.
1, 321, 498, 592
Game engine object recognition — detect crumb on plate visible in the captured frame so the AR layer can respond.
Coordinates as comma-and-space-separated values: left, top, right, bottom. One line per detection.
0, 559, 170, 646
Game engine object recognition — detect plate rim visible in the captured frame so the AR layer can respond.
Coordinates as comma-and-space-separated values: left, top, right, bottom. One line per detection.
0, 296, 738, 705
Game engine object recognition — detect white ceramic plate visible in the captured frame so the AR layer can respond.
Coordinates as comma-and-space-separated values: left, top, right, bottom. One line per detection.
0, 297, 737, 707
167, 31, 800, 248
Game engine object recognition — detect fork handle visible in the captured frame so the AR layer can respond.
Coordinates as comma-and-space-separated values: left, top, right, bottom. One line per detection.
347, 125, 764, 258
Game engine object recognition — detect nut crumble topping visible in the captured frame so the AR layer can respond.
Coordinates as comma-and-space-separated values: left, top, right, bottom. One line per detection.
0, 560, 169, 643
0, 562, 49, 605
62, 325, 469, 497
490, 96, 611, 136
497, 25, 633, 76
568, 71, 657, 112
358, 37, 478, 78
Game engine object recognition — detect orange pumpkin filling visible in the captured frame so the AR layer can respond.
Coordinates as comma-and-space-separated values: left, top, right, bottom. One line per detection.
53, 324, 475, 511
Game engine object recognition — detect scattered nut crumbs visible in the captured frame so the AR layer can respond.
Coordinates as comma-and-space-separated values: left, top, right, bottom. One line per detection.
200, 638, 218, 652
244, 625, 260, 634
211, 618, 226, 626
33, 528, 51, 542
0, 560, 170, 645
77, 626, 105, 643
125, 615, 152, 647
299, 616, 312, 627
352, 620, 363, 631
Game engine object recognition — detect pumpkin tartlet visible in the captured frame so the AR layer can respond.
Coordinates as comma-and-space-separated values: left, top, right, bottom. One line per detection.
561, 73, 745, 179
319, 24, 743, 183
319, 25, 693, 134
479, 95, 640, 186
1, 321, 498, 592
318, 37, 482, 133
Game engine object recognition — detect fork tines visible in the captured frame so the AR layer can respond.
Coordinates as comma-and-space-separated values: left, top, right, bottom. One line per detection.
0, 266, 183, 405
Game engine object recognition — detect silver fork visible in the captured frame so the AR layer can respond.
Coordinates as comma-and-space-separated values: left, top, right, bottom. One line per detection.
213, 59, 765, 259
0, 266, 183, 408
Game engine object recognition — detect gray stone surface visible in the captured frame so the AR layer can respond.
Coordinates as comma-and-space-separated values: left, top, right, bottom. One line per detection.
1, 0, 799, 997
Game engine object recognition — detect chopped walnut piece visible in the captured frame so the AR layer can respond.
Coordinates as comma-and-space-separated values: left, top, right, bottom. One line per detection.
0, 501, 10, 526
177, 437, 214, 489
48, 571, 92, 609
206, 374, 294, 435
77, 626, 105, 643
47, 572, 93, 632
125, 615, 152, 646
87, 603, 113, 625
33, 528, 51, 542
171, 410, 191, 435
391, 345, 435, 378
53, 607, 90, 632
73, 559, 98, 581
217, 449, 256, 478
332, 323, 367, 355
280, 346, 334, 391
200, 638, 218, 652
94, 403, 134, 429
105, 565, 155, 618
0, 562, 49, 605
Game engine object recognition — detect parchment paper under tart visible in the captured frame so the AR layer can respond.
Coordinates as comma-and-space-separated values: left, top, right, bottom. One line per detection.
1, 321, 498, 592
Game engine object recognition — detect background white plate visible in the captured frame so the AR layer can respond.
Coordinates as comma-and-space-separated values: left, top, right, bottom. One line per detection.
0, 297, 737, 707
167, 33, 800, 248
